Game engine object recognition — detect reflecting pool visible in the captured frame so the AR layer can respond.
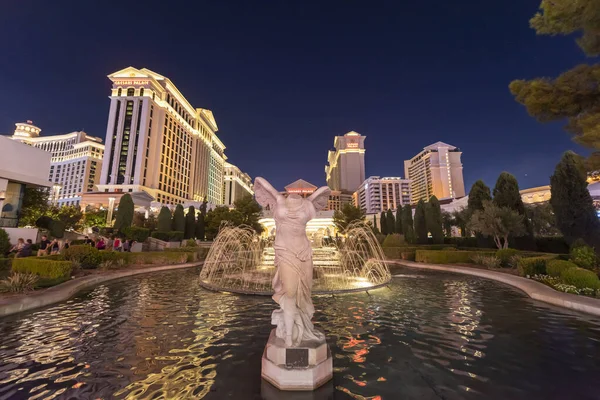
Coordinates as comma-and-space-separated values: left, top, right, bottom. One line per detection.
1, 266, 600, 399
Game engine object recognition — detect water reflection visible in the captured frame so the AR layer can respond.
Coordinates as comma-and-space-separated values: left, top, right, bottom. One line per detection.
0, 266, 599, 399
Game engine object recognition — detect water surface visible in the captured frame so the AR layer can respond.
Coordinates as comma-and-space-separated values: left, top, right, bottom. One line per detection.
1, 266, 599, 399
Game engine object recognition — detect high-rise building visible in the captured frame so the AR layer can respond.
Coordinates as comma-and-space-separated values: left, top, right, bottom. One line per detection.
325, 131, 366, 193
97, 67, 226, 206
404, 142, 465, 204
355, 176, 411, 214
223, 162, 253, 206
10, 121, 104, 207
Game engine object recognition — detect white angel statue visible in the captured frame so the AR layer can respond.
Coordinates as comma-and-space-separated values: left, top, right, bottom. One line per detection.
254, 177, 330, 347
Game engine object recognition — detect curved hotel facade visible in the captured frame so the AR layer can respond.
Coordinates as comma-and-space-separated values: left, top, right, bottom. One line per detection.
96, 67, 227, 206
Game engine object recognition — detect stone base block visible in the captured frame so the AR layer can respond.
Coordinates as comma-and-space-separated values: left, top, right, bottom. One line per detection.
261, 329, 333, 391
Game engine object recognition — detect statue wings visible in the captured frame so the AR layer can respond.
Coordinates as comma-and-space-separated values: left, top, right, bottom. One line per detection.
254, 177, 282, 209
308, 186, 331, 211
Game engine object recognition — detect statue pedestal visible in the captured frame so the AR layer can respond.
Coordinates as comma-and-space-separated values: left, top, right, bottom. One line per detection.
261, 329, 333, 391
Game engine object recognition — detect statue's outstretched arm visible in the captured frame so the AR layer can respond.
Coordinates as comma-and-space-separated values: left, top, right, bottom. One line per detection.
308, 186, 331, 212
254, 177, 282, 209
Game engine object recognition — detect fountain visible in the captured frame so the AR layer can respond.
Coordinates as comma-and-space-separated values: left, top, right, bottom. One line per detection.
199, 220, 391, 295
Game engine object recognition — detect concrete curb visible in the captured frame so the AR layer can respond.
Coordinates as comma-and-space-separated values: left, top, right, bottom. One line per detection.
0, 262, 203, 318
390, 260, 600, 317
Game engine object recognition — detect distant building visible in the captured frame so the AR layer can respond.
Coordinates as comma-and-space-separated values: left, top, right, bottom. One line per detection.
0, 136, 52, 227
282, 179, 352, 211
404, 141, 465, 204
355, 176, 411, 214
520, 185, 551, 204
223, 162, 253, 206
325, 131, 366, 193
10, 121, 104, 207
97, 66, 226, 207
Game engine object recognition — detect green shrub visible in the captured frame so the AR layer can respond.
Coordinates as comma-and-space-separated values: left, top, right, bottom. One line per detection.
0, 228, 10, 255
382, 234, 405, 248
164, 247, 209, 262
38, 254, 64, 261
415, 250, 495, 264
496, 248, 520, 267
0, 258, 11, 270
517, 256, 554, 276
62, 245, 102, 269
99, 228, 115, 237
184, 239, 198, 247
560, 267, 600, 289
168, 231, 184, 242
122, 226, 150, 243
375, 234, 386, 245
12, 258, 72, 279
401, 251, 416, 261
49, 220, 65, 238
151, 231, 170, 241
546, 260, 578, 277
534, 236, 569, 254
570, 245, 597, 270
70, 239, 87, 246
0, 273, 38, 293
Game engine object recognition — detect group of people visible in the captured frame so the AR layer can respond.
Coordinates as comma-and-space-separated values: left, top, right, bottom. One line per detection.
83, 236, 135, 252
8, 235, 71, 258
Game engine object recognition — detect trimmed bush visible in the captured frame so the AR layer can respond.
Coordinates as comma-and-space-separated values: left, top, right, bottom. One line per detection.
534, 236, 569, 254
546, 260, 578, 277
517, 256, 555, 276
12, 258, 72, 279
415, 250, 495, 264
168, 231, 184, 242
151, 231, 170, 241
184, 239, 198, 247
0, 228, 10, 255
49, 220, 65, 239
560, 268, 600, 289
382, 234, 405, 248
164, 247, 209, 262
570, 245, 597, 270
122, 226, 150, 243
496, 248, 520, 267
62, 245, 102, 269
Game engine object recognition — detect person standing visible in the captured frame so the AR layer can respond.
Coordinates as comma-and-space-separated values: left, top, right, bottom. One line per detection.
38, 235, 51, 256
95, 237, 106, 250
62, 239, 70, 252
113, 237, 122, 252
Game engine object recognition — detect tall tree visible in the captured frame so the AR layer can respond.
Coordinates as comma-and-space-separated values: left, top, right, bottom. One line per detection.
114, 194, 134, 231
386, 209, 395, 235
234, 194, 264, 234
550, 151, 600, 247
380, 211, 388, 235
442, 211, 453, 237
452, 209, 470, 237
157, 206, 172, 232
333, 203, 365, 232
172, 204, 186, 232
184, 206, 196, 239
493, 172, 535, 249
395, 205, 403, 234
525, 203, 560, 236
372, 214, 379, 234
205, 206, 244, 239
414, 200, 428, 244
468, 180, 492, 213
402, 205, 415, 244
18, 187, 50, 227
196, 212, 206, 241
510, 0, 600, 169
469, 201, 526, 249
426, 196, 444, 244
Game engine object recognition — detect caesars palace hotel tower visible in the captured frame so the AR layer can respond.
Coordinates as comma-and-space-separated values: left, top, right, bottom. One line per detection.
97, 67, 226, 206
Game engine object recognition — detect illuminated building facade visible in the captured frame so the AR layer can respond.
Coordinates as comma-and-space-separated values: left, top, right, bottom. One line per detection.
97, 67, 226, 206
325, 131, 366, 193
10, 121, 104, 207
404, 141, 465, 204
520, 185, 551, 204
223, 162, 253, 206
355, 176, 411, 214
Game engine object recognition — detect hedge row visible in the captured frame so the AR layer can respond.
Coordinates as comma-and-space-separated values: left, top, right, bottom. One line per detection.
444, 236, 569, 254
415, 250, 496, 264
151, 231, 184, 242
12, 258, 72, 279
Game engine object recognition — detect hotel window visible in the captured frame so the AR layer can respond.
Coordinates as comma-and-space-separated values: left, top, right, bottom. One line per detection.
127, 88, 135, 96
117, 88, 122, 96
140, 88, 144, 96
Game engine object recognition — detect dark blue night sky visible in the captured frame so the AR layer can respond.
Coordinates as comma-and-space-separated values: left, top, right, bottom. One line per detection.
0, 0, 590, 191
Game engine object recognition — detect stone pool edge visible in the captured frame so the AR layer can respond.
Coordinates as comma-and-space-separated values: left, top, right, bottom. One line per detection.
390, 260, 600, 317
0, 262, 203, 318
